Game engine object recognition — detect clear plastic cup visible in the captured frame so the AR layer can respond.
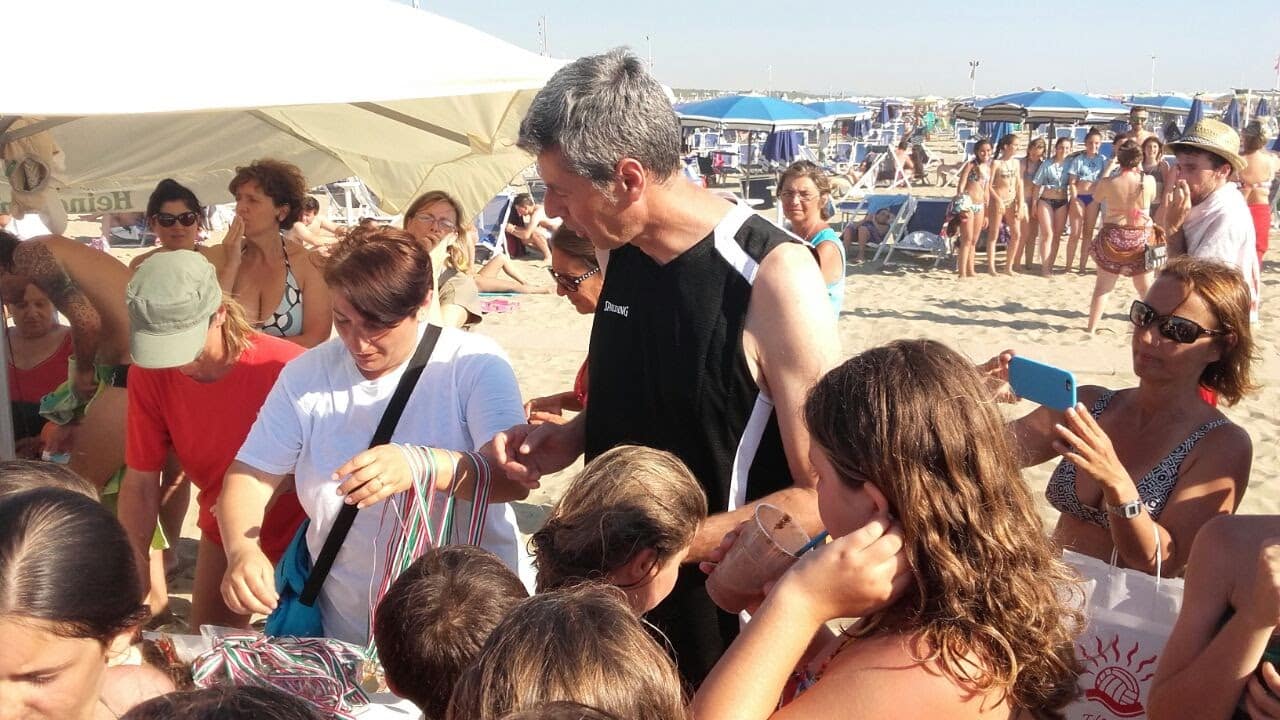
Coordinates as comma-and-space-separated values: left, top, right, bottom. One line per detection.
705, 503, 811, 613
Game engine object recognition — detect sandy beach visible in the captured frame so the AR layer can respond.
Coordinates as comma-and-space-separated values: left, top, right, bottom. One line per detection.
95, 173, 1280, 629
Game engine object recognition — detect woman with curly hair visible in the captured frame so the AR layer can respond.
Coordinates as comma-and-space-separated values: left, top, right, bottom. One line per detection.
215, 159, 332, 347
693, 339, 1082, 719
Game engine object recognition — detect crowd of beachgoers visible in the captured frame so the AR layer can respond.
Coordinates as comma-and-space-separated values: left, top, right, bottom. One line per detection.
3, 48, 1280, 720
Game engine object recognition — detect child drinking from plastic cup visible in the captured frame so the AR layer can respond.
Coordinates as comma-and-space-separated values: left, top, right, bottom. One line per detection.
531, 445, 706, 614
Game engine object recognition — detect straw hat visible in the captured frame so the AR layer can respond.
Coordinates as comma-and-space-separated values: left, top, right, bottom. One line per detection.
1166, 119, 1245, 172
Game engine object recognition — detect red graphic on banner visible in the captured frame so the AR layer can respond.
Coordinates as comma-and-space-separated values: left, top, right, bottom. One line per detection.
1077, 634, 1157, 718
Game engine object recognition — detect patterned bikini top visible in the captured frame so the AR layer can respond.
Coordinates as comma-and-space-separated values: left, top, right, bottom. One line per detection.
1045, 390, 1228, 528
260, 234, 304, 338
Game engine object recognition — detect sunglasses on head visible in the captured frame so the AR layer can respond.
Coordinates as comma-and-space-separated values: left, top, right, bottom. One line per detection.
1129, 300, 1226, 344
547, 266, 600, 293
154, 211, 199, 228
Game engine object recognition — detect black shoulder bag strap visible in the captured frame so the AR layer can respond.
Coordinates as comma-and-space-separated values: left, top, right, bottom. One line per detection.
300, 323, 443, 606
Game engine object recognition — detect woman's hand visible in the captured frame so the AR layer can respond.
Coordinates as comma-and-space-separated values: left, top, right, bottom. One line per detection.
977, 349, 1019, 403
771, 515, 913, 626
223, 215, 246, 256
1052, 403, 1131, 494
333, 443, 416, 509
221, 543, 278, 616
524, 393, 565, 419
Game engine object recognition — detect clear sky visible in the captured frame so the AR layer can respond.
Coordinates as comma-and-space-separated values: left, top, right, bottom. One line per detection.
402, 0, 1280, 97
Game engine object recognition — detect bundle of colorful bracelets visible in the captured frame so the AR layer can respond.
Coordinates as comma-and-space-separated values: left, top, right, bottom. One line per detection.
191, 634, 370, 718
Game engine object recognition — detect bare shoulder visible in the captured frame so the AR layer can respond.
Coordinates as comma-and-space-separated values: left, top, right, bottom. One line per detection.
788, 633, 1012, 719
754, 239, 826, 292
128, 247, 159, 270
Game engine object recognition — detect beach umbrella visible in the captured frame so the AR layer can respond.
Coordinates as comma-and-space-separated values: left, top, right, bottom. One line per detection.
878, 100, 892, 124
1257, 98, 1271, 118
960, 90, 1127, 124
1185, 97, 1205, 130
1222, 97, 1242, 130
675, 94, 823, 131
803, 101, 872, 121
762, 131, 803, 165
1127, 95, 1194, 115
1, 0, 561, 218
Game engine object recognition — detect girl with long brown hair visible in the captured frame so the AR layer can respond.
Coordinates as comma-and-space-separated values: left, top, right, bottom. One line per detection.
694, 340, 1082, 719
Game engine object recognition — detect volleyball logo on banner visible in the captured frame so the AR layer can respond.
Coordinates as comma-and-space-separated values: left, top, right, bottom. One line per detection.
1076, 634, 1160, 718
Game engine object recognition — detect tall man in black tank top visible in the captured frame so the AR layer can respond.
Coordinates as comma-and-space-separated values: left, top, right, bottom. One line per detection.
493, 49, 840, 685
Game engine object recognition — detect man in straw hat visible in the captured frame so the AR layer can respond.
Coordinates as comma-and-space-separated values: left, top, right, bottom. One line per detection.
1163, 118, 1260, 320
117, 250, 305, 628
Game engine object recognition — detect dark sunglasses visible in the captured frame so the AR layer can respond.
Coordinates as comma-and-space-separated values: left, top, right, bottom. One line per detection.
547, 266, 600, 293
1129, 300, 1226, 344
154, 211, 199, 228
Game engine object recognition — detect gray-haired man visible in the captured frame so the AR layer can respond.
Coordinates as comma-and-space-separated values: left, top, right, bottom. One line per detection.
493, 49, 840, 684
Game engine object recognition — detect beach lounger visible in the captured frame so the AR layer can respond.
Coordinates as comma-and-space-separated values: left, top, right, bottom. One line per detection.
868, 195, 917, 264
474, 192, 514, 258
874, 197, 953, 268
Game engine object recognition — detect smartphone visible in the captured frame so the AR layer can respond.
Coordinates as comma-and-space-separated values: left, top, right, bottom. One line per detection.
1008, 356, 1077, 411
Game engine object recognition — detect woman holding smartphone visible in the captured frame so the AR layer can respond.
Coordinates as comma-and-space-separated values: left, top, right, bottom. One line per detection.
994, 256, 1255, 576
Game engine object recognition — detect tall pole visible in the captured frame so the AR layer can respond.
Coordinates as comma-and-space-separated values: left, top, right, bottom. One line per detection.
1150, 54, 1157, 94
1274, 53, 1279, 91
646, 35, 653, 71
969, 60, 980, 99
537, 16, 548, 56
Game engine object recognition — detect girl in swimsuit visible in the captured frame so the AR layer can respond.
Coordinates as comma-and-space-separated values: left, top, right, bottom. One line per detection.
953, 138, 992, 278
1035, 137, 1073, 275
1019, 137, 1047, 270
997, 255, 1254, 576
988, 133, 1026, 275
221, 159, 332, 348
1085, 140, 1157, 334
1141, 136, 1174, 227
1066, 129, 1107, 273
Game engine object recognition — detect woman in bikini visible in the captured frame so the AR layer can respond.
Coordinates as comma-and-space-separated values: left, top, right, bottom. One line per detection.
1084, 140, 1158, 334
216, 159, 332, 348
988, 133, 1026, 275
1236, 122, 1279, 266
952, 138, 992, 278
1019, 137, 1047, 270
1142, 136, 1175, 228
994, 255, 1254, 576
1065, 129, 1108, 273
1034, 137, 1073, 275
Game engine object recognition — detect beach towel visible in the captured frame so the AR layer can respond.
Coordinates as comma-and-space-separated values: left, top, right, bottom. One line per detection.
1061, 540, 1183, 720
480, 298, 519, 314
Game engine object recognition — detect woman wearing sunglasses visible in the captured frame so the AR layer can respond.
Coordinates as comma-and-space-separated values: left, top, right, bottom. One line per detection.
995, 256, 1255, 576
524, 227, 602, 424
404, 191, 549, 329
128, 179, 209, 270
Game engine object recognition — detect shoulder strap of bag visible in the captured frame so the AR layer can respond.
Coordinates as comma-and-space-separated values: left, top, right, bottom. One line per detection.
300, 323, 443, 606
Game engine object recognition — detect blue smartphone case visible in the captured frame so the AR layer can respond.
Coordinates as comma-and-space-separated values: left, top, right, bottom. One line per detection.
1008, 356, 1077, 411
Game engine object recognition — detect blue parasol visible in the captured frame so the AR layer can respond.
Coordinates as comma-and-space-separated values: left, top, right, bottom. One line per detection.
965, 90, 1127, 124
878, 99, 892, 124
803, 101, 872, 121
762, 130, 803, 164
676, 94, 823, 131
1257, 98, 1271, 118
1127, 95, 1194, 115
1222, 97, 1241, 130
1184, 97, 1205, 130
978, 121, 1015, 145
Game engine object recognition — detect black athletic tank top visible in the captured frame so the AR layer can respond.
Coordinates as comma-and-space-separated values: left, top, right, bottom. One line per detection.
583, 202, 796, 684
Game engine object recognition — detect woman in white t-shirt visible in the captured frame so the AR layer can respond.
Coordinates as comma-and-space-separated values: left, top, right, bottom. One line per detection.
215, 227, 536, 644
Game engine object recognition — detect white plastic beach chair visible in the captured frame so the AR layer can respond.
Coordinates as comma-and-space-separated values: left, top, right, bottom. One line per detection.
868, 195, 917, 264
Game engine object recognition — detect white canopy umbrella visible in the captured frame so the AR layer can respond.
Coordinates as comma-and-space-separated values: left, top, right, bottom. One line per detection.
1, 0, 562, 219
0, 0, 561, 458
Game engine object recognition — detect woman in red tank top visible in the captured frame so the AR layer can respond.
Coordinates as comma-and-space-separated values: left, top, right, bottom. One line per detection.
5, 281, 72, 442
